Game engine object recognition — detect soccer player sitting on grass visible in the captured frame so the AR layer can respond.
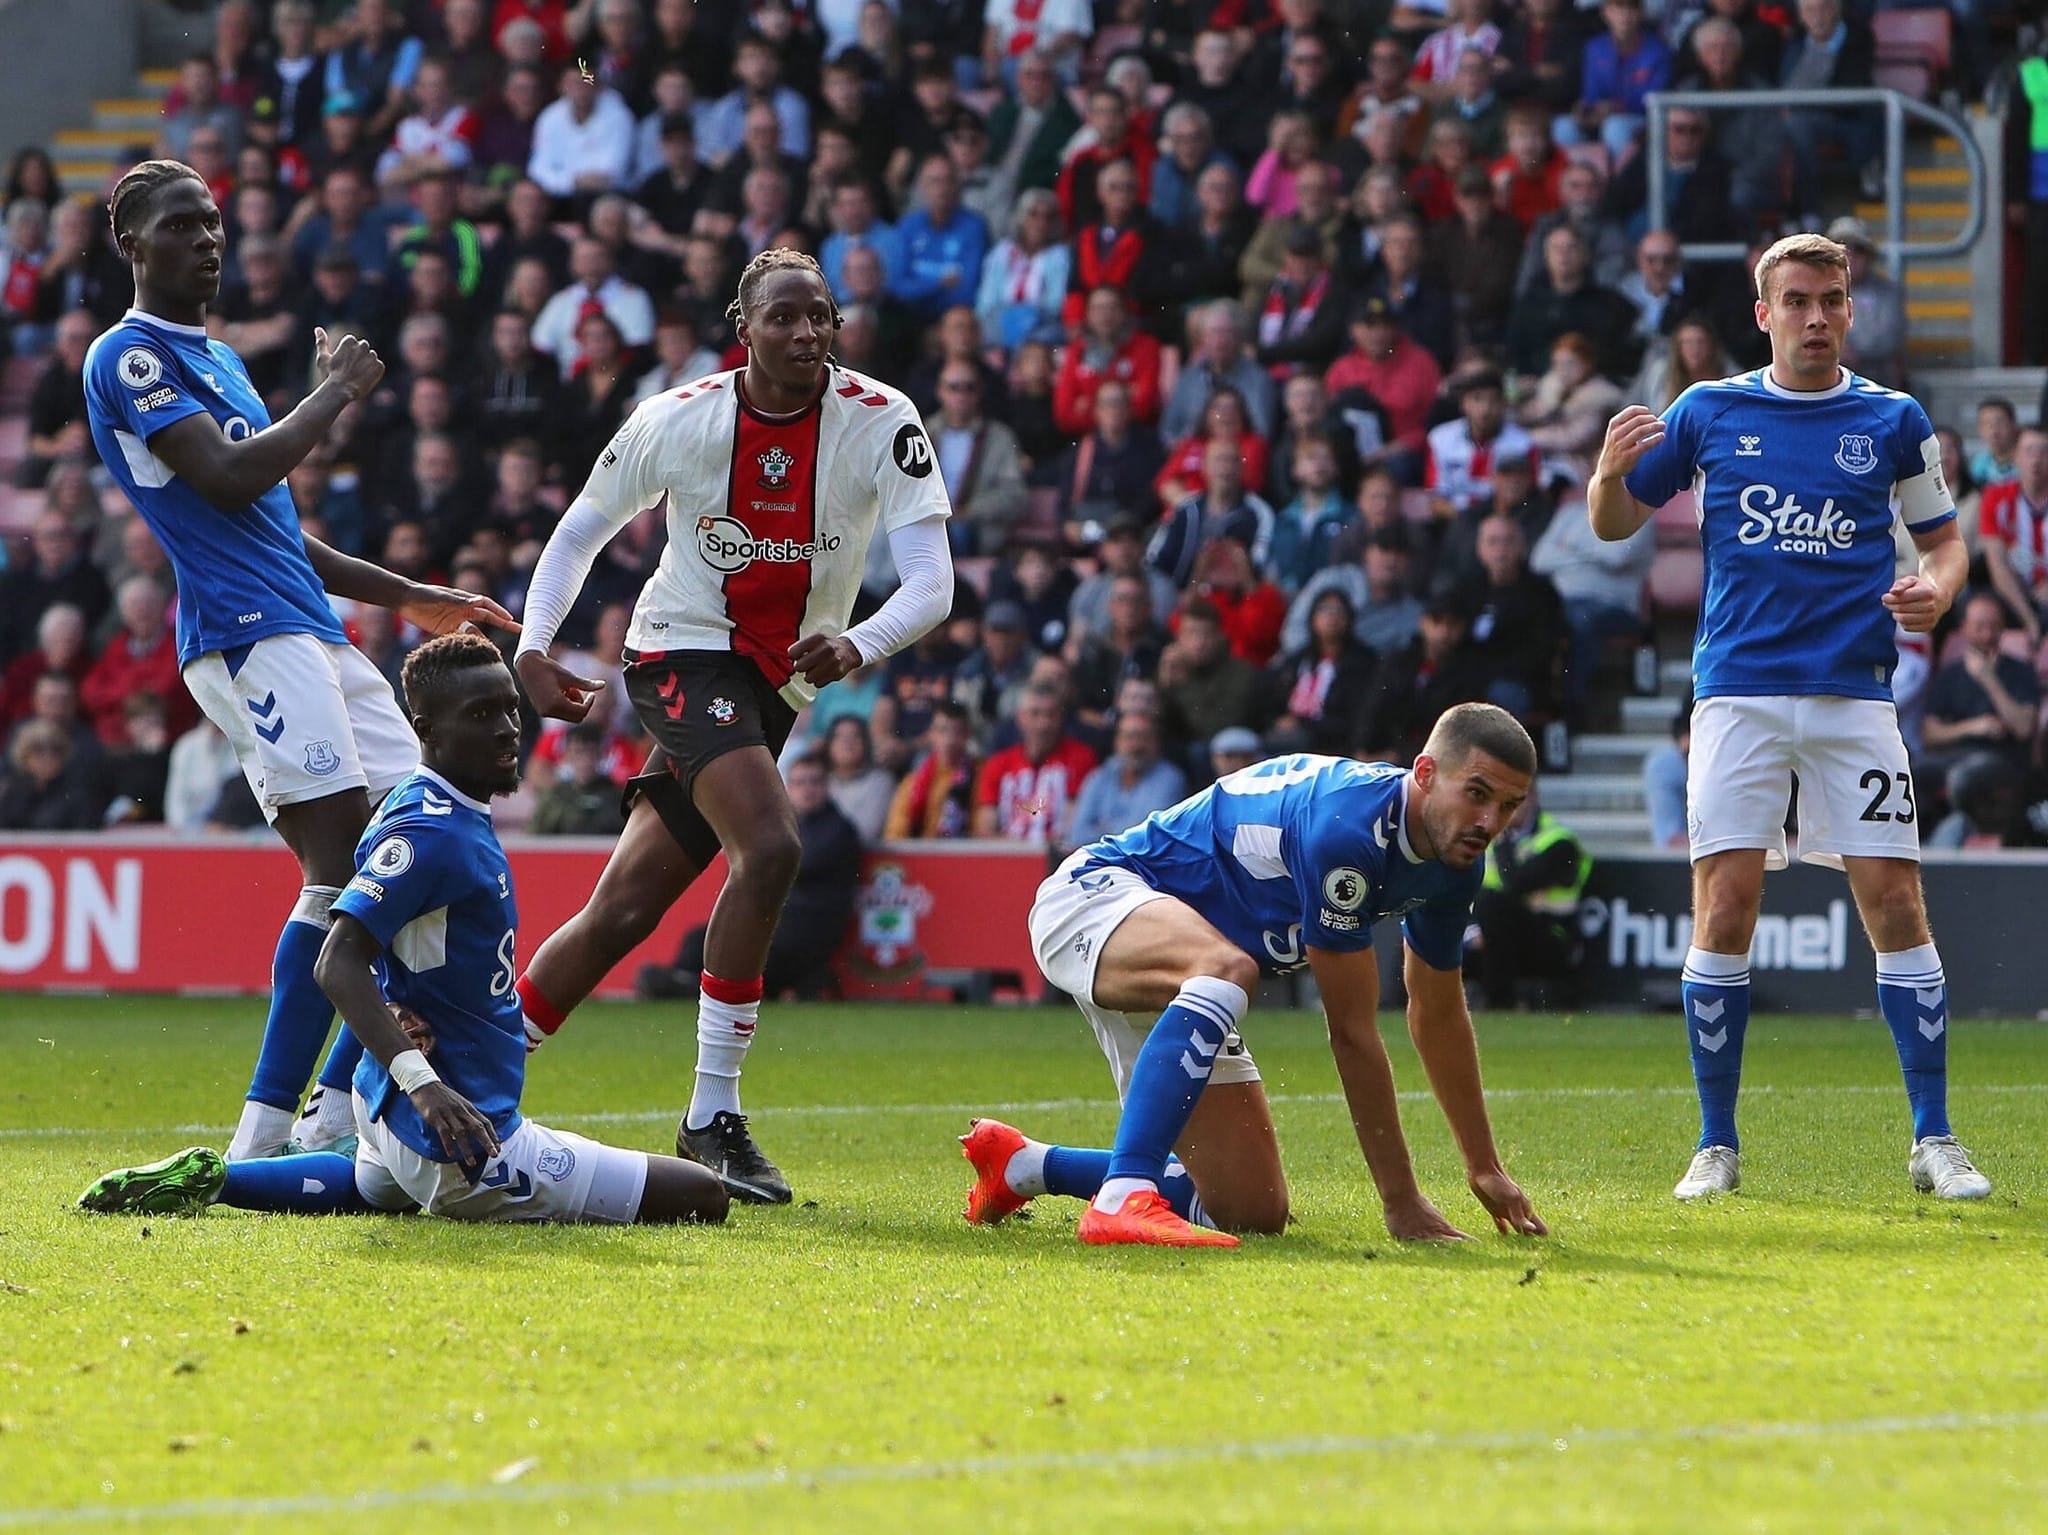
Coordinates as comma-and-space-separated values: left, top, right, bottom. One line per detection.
77, 635, 729, 1227
961, 703, 1550, 1248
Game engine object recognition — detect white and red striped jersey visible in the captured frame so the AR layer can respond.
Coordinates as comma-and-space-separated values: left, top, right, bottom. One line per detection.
579, 365, 951, 705
1979, 480, 2048, 593
1424, 418, 1537, 512
1412, 20, 1502, 84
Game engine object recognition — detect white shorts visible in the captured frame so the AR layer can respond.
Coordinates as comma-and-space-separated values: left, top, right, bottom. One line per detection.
183, 632, 416, 820
1687, 694, 1921, 870
352, 1090, 649, 1223
1028, 851, 1261, 1098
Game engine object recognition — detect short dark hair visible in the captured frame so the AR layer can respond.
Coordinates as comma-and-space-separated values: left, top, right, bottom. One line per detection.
1422, 701, 1538, 777
400, 632, 507, 718
1177, 595, 1224, 629
108, 158, 207, 242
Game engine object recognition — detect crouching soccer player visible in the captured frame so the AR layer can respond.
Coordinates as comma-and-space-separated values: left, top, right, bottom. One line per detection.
77, 636, 728, 1226
961, 703, 1550, 1248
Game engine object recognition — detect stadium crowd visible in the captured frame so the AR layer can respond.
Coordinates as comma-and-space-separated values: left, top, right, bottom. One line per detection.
2, 0, 2046, 849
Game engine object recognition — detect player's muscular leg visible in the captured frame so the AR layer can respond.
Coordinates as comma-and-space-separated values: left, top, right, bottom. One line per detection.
271, 790, 373, 888
1842, 857, 1934, 952
525, 800, 702, 1008
635, 1154, 732, 1223
689, 747, 803, 979
1691, 850, 1769, 953
1091, 898, 1260, 1013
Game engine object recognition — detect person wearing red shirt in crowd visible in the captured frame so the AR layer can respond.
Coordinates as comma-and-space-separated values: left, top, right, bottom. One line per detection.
1489, 109, 1566, 231
1324, 296, 1444, 479
1169, 537, 1288, 667
1408, 118, 1478, 224
80, 578, 196, 747
1053, 285, 1163, 435
1980, 427, 2048, 645
493, 0, 574, 65
972, 682, 1099, 844
1057, 89, 1158, 231
0, 604, 90, 733
1156, 386, 1272, 510
1062, 158, 1162, 329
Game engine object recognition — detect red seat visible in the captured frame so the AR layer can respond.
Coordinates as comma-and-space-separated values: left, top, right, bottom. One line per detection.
1873, 58, 1935, 101
1653, 491, 1698, 549
1873, 7, 1953, 73
1648, 547, 1704, 615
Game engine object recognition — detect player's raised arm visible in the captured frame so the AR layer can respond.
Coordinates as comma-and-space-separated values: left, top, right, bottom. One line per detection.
1309, 943, 1474, 1241
147, 327, 384, 513
1586, 404, 1668, 542
312, 915, 499, 1166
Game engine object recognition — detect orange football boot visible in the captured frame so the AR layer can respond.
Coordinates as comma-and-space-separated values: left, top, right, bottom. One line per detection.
1075, 1188, 1239, 1248
959, 1118, 1031, 1224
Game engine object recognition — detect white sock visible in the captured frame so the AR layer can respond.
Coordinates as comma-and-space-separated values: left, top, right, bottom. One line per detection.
302, 1084, 358, 1147
1003, 1138, 1050, 1197
686, 991, 759, 1128
226, 1101, 295, 1162
1092, 1176, 1154, 1215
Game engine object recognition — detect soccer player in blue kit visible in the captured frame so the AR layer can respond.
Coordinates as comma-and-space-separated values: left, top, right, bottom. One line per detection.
82, 160, 517, 1163
961, 704, 1551, 1248
1588, 231, 1992, 1202
77, 635, 731, 1226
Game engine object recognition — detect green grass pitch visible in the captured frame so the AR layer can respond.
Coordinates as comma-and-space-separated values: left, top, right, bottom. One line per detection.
3, 996, 2046, 1533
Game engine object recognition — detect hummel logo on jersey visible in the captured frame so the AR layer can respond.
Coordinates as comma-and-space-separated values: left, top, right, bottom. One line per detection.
756, 446, 795, 488
696, 514, 844, 574
1835, 434, 1879, 475
1736, 434, 1763, 457
200, 371, 220, 392
421, 788, 453, 816
1737, 484, 1856, 554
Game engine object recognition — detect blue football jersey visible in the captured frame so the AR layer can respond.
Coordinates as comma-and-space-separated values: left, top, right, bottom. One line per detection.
1077, 755, 1481, 974
1624, 368, 1954, 702
333, 768, 525, 1162
84, 308, 347, 668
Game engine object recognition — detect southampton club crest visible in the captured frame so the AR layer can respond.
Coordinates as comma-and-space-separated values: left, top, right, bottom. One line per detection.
708, 696, 737, 726
756, 445, 795, 490
1835, 433, 1879, 475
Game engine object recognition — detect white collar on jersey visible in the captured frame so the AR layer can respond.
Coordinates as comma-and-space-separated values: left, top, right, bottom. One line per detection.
1757, 365, 1851, 401
1394, 773, 1424, 865
121, 306, 209, 338
414, 764, 492, 814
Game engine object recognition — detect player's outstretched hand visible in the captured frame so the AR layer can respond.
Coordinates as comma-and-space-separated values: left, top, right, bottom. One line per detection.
411, 1081, 499, 1166
1594, 404, 1667, 480
1469, 1167, 1548, 1236
400, 585, 521, 638
313, 327, 385, 403
1383, 1191, 1473, 1242
790, 632, 863, 688
514, 649, 608, 723
1881, 573, 1948, 634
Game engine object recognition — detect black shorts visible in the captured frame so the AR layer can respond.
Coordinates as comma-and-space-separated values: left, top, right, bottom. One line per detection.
621, 649, 799, 868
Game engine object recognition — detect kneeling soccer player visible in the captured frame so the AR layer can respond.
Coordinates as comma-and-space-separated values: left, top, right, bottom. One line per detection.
962, 703, 1550, 1248
78, 635, 728, 1227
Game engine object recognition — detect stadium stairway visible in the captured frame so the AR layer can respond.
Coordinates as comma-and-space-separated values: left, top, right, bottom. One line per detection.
1854, 127, 1978, 372
1537, 660, 1691, 853
52, 67, 176, 199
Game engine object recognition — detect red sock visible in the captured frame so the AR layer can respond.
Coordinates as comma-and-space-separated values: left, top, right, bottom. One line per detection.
700, 970, 765, 1009
516, 973, 568, 1051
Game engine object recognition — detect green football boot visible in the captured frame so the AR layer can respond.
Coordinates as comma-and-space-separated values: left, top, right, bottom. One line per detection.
77, 1146, 228, 1215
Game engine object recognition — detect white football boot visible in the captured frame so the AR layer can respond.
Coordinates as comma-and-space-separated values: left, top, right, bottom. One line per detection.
1673, 1145, 1741, 1201
1909, 1135, 1992, 1200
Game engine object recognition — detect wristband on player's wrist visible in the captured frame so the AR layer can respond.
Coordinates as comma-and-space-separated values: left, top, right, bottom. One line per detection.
390, 1048, 440, 1094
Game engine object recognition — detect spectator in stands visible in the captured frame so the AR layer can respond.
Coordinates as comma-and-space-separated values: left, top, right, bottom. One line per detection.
1238, 160, 1344, 314
1355, 215, 1456, 373
1515, 158, 1630, 299
1613, 230, 1697, 356
1357, 596, 1491, 762
1054, 385, 1165, 545
1060, 89, 1158, 231
1468, 795, 1590, 1009
985, 51, 1083, 201
471, 307, 562, 458
0, 603, 88, 733
99, 691, 172, 826
1496, 0, 1591, 117
1270, 587, 1375, 755
1517, 334, 1627, 487
1157, 162, 1257, 323
820, 716, 895, 845
1252, 224, 1352, 378
1505, 223, 1638, 381
1053, 285, 1163, 436
532, 236, 656, 377
634, 105, 710, 232
982, 0, 1092, 87
2, 148, 57, 214
1430, 165, 1525, 351
1243, 111, 1323, 223
1411, 0, 1503, 103
1340, 35, 1426, 155
1643, 689, 1691, 847
1531, 487, 1654, 708
1157, 596, 1264, 775
884, 699, 979, 839
1006, 340, 1066, 478
1149, 104, 1228, 229
1426, 370, 1534, 517
1066, 707, 1185, 850
1269, 435, 1360, 592
160, 53, 246, 162
79, 578, 192, 748
1971, 399, 2021, 488
20, 308, 92, 489
378, 58, 479, 184
1631, 315, 1734, 414
286, 165, 391, 286
1450, 513, 1568, 719
699, 34, 810, 165
953, 600, 1038, 735
324, 0, 422, 139
836, 242, 918, 382
1778, 0, 1878, 211
1177, 536, 1286, 667
1490, 108, 1568, 232
0, 198, 52, 354
0, 719, 100, 831
1286, 520, 1426, 656
1404, 118, 1474, 227
1061, 158, 1164, 330
705, 100, 813, 233
1920, 593, 2041, 788
528, 62, 636, 210
1562, 0, 1670, 158
32, 198, 130, 333
633, 310, 720, 405
894, 156, 990, 321
0, 512, 110, 668
1323, 296, 1442, 484
1161, 300, 1276, 444
1070, 574, 1167, 725
1979, 426, 2048, 645
1152, 435, 1277, 584
906, 305, 1010, 418
992, 544, 1078, 655
1157, 383, 1272, 510
929, 362, 1029, 555
975, 191, 1070, 354
14, 671, 101, 783
972, 682, 1098, 843
529, 723, 628, 835
1069, 516, 1178, 638
1827, 217, 1905, 389
1432, 45, 1508, 159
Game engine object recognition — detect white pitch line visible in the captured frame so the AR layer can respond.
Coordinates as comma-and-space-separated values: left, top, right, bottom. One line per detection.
7, 1081, 2048, 1140
3, 1407, 2046, 1528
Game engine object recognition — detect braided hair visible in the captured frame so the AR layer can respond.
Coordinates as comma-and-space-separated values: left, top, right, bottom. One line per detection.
723, 246, 837, 332
108, 159, 207, 247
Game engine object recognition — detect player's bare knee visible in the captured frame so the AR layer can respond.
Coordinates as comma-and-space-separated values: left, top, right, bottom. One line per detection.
732, 822, 802, 899
588, 887, 667, 949
1192, 947, 1258, 998
1207, 1183, 1289, 1236
1862, 877, 1930, 951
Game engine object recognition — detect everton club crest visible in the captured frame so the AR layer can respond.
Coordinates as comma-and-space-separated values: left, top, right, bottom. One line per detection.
1835, 433, 1879, 475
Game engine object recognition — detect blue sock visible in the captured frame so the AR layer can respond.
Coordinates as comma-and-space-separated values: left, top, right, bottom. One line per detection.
244, 887, 342, 1113
317, 1028, 364, 1092
1876, 943, 1950, 1141
1682, 947, 1751, 1152
1042, 1146, 1205, 1222
219, 1152, 366, 1214
1100, 976, 1249, 1203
